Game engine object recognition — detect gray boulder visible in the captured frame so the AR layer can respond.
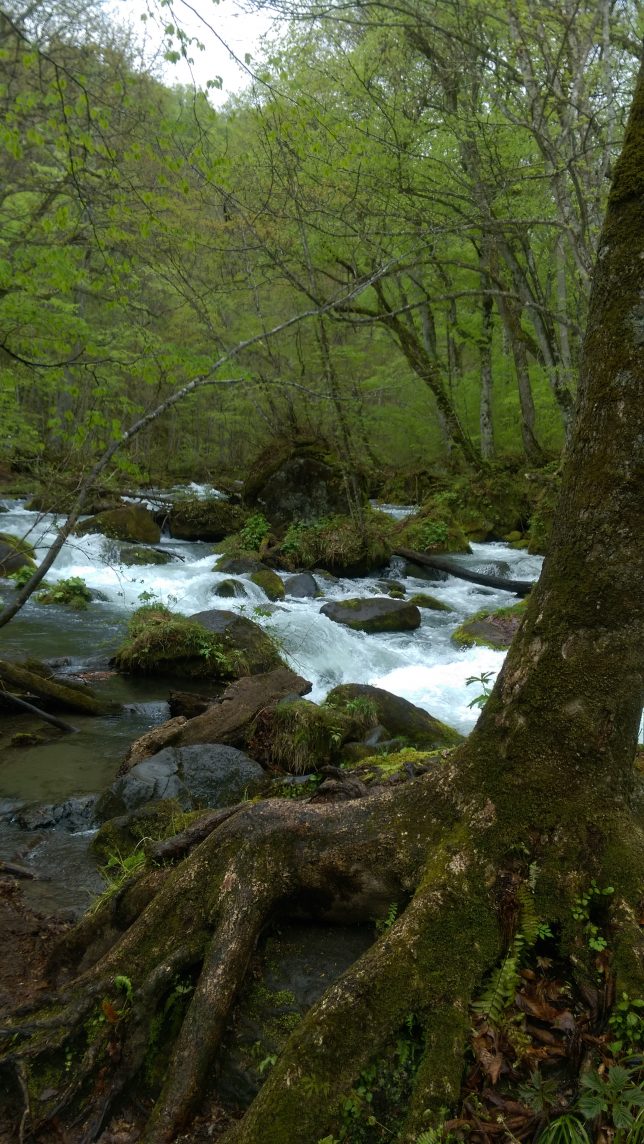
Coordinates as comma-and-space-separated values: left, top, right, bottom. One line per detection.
96, 744, 266, 820
284, 572, 319, 598
320, 597, 421, 633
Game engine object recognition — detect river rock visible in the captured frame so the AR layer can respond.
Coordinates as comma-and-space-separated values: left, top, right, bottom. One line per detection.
213, 578, 247, 598
249, 568, 285, 601
284, 572, 318, 598
243, 441, 362, 527
96, 744, 266, 820
398, 558, 449, 583
0, 533, 36, 575
320, 597, 421, 633
75, 505, 161, 544
326, 683, 462, 748
116, 544, 175, 566
168, 496, 245, 541
16, 795, 98, 833
452, 604, 525, 649
214, 556, 267, 576
189, 609, 284, 674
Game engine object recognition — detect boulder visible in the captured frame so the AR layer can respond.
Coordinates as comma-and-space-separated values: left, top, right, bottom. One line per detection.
243, 441, 362, 527
189, 609, 284, 675
168, 496, 245, 541
75, 505, 161, 544
96, 744, 266, 821
0, 533, 36, 575
116, 544, 175, 566
213, 578, 247, 598
16, 795, 97, 833
214, 556, 267, 576
326, 683, 462, 749
284, 572, 319, 598
250, 568, 285, 601
451, 603, 526, 649
320, 597, 421, 633
91, 799, 189, 864
398, 559, 449, 583
408, 593, 453, 612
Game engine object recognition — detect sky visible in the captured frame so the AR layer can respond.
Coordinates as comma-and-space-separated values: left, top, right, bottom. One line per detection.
109, 0, 281, 104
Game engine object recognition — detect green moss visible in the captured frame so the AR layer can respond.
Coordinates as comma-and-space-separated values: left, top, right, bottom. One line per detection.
251, 699, 370, 774
113, 605, 245, 678
278, 509, 394, 576
91, 799, 200, 863
452, 601, 527, 649
37, 575, 93, 610
409, 593, 453, 612
250, 568, 285, 601
0, 531, 36, 560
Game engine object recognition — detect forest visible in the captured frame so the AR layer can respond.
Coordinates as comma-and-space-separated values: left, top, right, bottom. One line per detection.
0, 2, 642, 1144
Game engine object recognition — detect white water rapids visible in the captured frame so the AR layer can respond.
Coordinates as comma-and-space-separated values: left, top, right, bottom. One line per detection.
0, 495, 543, 740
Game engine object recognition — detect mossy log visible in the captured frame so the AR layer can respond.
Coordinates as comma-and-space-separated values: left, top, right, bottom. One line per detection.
0, 659, 115, 716
394, 547, 534, 596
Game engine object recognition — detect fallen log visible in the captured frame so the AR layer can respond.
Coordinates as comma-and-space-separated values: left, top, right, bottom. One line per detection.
394, 547, 534, 597
0, 690, 78, 733
0, 659, 116, 716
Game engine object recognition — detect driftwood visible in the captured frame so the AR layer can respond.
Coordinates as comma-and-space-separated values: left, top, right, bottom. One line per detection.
0, 690, 78, 733
0, 659, 115, 716
394, 547, 534, 597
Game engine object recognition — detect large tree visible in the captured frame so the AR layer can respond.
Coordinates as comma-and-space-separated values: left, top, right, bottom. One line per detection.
1, 43, 643, 1144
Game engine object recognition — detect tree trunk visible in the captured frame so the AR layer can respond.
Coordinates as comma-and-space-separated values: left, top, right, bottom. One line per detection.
1, 60, 642, 1144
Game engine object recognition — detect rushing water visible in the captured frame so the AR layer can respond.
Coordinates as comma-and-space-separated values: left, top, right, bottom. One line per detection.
0, 494, 545, 909
0, 496, 542, 803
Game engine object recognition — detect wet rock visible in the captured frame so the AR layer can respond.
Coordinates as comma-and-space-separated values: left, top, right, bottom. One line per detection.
75, 505, 161, 544
16, 795, 98, 833
168, 496, 245, 541
188, 609, 284, 675
175, 668, 313, 752
213, 578, 247, 598
320, 597, 421, 633
451, 603, 526, 649
284, 572, 318, 598
214, 556, 267, 576
409, 592, 454, 612
249, 568, 285, 601
398, 559, 449, 582
0, 533, 36, 575
116, 544, 175, 566
168, 691, 212, 719
96, 745, 266, 820
326, 683, 462, 748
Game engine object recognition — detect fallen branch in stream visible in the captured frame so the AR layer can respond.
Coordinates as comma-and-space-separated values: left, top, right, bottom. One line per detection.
0, 660, 115, 717
394, 547, 534, 597
0, 690, 78, 733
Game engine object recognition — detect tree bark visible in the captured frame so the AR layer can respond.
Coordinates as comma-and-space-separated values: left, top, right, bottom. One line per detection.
0, 57, 642, 1144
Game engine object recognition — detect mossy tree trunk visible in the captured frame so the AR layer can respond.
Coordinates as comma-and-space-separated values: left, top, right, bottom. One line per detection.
1, 62, 643, 1144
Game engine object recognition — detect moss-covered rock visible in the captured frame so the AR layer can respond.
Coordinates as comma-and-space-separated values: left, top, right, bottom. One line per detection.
116, 544, 174, 567
248, 696, 377, 774
320, 597, 421, 633
75, 505, 161, 544
451, 600, 528, 649
36, 575, 93, 610
112, 605, 280, 679
325, 683, 462, 749
213, 578, 247, 598
0, 532, 36, 575
409, 593, 454, 612
243, 439, 367, 527
277, 510, 394, 578
168, 496, 246, 542
214, 556, 267, 576
250, 568, 285, 601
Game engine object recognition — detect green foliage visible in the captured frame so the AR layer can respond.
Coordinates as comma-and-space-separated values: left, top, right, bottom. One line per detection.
609, 993, 644, 1056
518, 1070, 560, 1114
536, 1115, 591, 1144
465, 671, 496, 710
92, 846, 147, 912
472, 883, 548, 1025
7, 565, 35, 588
114, 605, 244, 678
36, 575, 92, 610
571, 880, 614, 954
279, 512, 393, 574
239, 513, 271, 551
577, 1066, 644, 1132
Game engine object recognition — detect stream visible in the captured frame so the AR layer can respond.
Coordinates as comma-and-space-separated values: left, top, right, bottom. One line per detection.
0, 492, 543, 913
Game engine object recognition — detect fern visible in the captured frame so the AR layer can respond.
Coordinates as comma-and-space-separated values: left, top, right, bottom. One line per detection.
473, 880, 549, 1024
471, 949, 521, 1023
